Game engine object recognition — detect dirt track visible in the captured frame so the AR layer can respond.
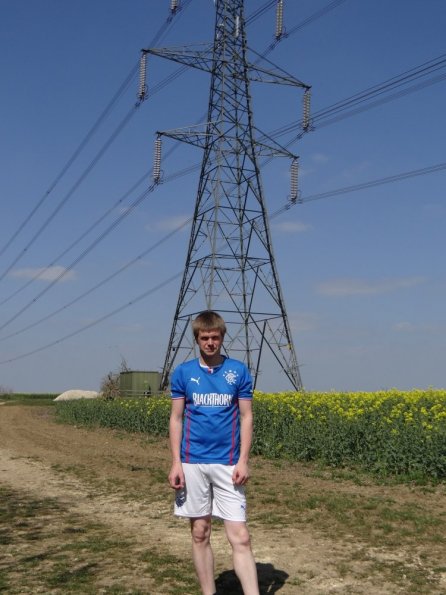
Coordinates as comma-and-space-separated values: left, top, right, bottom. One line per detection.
1, 404, 445, 594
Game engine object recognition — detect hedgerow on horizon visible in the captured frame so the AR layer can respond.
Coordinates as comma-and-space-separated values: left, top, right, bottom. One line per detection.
55, 389, 446, 480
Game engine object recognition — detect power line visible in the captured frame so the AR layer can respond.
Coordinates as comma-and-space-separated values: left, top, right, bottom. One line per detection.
0, 137, 198, 308
265, 53, 446, 140
0, 0, 346, 292
0, 180, 156, 335
0, 161, 202, 336
5, 46, 443, 315
0, 272, 183, 365
0, 3, 191, 268
258, 0, 349, 57
0, 64, 138, 262
2, 4, 443, 341
4, 155, 444, 343
286, 0, 348, 38
150, 0, 194, 46
0, 171, 148, 307
312, 71, 446, 130
0, 106, 140, 286
245, 0, 276, 25
312, 53, 446, 120
0, 63, 180, 287
3, 51, 443, 325
270, 160, 446, 218
0, 216, 192, 343
2, 156, 445, 364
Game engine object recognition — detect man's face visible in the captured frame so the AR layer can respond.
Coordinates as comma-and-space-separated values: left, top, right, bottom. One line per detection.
196, 329, 223, 359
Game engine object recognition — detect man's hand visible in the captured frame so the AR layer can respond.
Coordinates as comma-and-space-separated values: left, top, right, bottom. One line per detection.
232, 460, 250, 486
168, 461, 185, 490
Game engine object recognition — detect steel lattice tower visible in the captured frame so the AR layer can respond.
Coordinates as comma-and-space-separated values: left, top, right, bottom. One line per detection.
145, 0, 311, 390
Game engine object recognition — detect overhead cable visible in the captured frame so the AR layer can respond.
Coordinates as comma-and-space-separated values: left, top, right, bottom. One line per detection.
0, 64, 138, 262
270, 160, 446, 219
1, 0, 344, 273
0, 2, 190, 267
0, 272, 183, 365
4, 53, 443, 322
0, 216, 192, 343
0, 161, 201, 335
245, 0, 277, 26
0, 180, 157, 334
1, 157, 445, 354
8, 49, 443, 312
286, 0, 348, 38
0, 170, 148, 307
2, 3, 442, 339
0, 140, 193, 307
263, 53, 446, 141
0, 106, 139, 286
260, 0, 349, 57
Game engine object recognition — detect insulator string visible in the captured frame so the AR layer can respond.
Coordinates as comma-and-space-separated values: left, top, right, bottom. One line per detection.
275, 0, 284, 40
302, 88, 311, 131
138, 52, 148, 101
290, 158, 299, 203
153, 135, 162, 183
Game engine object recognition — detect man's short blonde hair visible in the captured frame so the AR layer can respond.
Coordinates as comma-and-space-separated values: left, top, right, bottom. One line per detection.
192, 311, 226, 340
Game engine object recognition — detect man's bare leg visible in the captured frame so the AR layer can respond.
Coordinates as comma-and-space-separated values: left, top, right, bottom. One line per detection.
224, 520, 259, 595
190, 516, 216, 595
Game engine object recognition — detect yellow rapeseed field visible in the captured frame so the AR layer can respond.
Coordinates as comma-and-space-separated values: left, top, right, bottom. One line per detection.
56, 388, 446, 479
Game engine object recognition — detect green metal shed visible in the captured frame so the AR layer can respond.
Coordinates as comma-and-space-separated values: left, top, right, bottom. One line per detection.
119, 371, 161, 398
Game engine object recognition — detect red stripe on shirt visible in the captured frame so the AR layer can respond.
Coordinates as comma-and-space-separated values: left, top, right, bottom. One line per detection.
229, 404, 238, 465
184, 408, 192, 463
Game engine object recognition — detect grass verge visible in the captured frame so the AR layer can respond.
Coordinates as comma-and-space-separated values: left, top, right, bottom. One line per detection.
0, 393, 57, 407
0, 484, 197, 594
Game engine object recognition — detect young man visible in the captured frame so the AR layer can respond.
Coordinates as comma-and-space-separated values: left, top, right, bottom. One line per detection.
168, 310, 259, 595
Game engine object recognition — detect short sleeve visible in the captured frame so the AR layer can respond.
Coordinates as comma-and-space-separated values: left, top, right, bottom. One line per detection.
238, 364, 253, 400
170, 365, 186, 399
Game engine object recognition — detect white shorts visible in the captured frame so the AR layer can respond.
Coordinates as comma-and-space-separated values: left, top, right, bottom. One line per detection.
174, 463, 247, 521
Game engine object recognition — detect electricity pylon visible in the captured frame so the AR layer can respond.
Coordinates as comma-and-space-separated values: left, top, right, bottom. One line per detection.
144, 0, 311, 390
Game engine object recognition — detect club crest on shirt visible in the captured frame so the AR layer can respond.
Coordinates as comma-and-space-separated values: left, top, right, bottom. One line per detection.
223, 369, 238, 385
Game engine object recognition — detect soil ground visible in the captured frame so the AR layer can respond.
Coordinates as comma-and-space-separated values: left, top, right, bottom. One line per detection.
1, 404, 445, 594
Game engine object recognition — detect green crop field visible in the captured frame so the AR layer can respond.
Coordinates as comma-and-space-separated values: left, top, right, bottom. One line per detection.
56, 389, 446, 481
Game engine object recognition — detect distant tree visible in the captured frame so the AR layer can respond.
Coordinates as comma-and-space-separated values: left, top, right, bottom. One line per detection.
100, 356, 131, 400
0, 385, 13, 397
100, 371, 120, 400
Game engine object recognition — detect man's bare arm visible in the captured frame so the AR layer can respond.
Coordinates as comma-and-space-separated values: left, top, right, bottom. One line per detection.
168, 398, 185, 489
232, 399, 253, 485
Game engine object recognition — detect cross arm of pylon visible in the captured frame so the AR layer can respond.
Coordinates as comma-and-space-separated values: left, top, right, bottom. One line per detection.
158, 130, 298, 160
247, 45, 310, 89
144, 44, 215, 75
157, 118, 298, 156
157, 124, 211, 149
251, 127, 297, 159
246, 63, 309, 88
144, 44, 309, 89
157, 122, 297, 159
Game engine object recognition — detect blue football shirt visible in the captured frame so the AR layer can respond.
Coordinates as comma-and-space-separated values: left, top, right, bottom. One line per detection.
171, 357, 253, 464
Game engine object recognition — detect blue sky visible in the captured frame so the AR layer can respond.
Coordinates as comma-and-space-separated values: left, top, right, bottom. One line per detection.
0, 0, 445, 393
